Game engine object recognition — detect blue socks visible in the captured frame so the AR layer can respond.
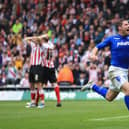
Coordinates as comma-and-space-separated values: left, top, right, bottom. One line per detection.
124, 96, 129, 110
92, 84, 108, 98
92, 85, 129, 110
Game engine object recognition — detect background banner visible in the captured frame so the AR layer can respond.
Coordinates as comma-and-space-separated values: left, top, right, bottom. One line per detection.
0, 91, 124, 101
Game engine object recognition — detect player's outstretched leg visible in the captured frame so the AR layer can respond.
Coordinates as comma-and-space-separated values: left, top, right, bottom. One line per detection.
81, 81, 108, 98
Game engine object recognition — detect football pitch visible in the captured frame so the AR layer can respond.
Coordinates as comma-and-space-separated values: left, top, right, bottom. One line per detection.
0, 100, 128, 129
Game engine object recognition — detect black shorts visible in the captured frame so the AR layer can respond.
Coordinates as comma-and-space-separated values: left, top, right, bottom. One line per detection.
29, 65, 43, 83
42, 67, 57, 84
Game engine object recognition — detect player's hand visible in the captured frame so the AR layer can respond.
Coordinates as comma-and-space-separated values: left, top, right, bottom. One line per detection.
38, 34, 48, 39
89, 54, 98, 61
24, 37, 29, 40
24, 37, 32, 41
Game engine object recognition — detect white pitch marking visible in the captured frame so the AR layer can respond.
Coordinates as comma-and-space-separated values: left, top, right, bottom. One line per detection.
90, 115, 129, 121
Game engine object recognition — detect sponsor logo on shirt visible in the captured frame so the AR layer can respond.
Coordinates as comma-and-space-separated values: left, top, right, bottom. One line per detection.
114, 38, 120, 40
117, 41, 129, 47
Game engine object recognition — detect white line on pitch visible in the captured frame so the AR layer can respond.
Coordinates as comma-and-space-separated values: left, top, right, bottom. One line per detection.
90, 115, 129, 121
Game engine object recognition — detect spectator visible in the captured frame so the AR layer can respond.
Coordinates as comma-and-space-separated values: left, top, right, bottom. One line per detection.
0, 49, 2, 69
88, 63, 98, 84
76, 71, 88, 86
12, 19, 23, 34
20, 72, 30, 87
0, 74, 4, 86
6, 61, 17, 85
14, 55, 24, 70
57, 64, 74, 86
72, 63, 81, 84
0, 0, 128, 87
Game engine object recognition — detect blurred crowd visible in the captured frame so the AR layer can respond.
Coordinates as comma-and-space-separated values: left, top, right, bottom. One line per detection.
0, 0, 129, 87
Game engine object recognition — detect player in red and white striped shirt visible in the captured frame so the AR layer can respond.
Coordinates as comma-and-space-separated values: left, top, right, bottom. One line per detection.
30, 42, 42, 65
41, 40, 61, 107
24, 34, 48, 108
42, 41, 55, 68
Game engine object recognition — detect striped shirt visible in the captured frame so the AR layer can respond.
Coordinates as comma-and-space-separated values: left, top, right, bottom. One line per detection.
30, 42, 42, 66
42, 41, 55, 68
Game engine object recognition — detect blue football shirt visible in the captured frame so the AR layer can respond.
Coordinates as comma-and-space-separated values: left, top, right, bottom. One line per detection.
96, 34, 129, 69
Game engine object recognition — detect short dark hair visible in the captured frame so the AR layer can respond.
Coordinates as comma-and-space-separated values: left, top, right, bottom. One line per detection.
117, 19, 124, 27
116, 19, 128, 31
117, 19, 129, 27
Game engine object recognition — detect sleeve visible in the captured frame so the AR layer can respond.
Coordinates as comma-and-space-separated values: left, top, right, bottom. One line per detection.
96, 36, 112, 50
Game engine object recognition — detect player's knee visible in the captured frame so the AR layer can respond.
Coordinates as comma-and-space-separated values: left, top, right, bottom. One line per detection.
106, 96, 114, 102
125, 91, 129, 96
123, 88, 129, 96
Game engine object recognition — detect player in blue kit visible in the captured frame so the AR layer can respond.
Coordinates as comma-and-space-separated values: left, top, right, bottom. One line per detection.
81, 19, 129, 110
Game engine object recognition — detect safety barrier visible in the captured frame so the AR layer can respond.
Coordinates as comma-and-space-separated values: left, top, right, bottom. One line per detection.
0, 86, 124, 101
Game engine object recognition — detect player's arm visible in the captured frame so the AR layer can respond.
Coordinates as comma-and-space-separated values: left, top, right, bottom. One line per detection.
90, 36, 112, 61
24, 36, 40, 44
38, 34, 48, 39
89, 47, 98, 61
29, 34, 48, 44
23, 36, 39, 45
25, 34, 48, 41
23, 37, 31, 44
24, 34, 48, 41
23, 34, 48, 46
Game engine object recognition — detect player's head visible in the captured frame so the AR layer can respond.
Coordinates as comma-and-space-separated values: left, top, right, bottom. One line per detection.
118, 19, 129, 36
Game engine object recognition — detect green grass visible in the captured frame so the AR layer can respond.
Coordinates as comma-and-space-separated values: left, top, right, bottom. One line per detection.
0, 100, 128, 129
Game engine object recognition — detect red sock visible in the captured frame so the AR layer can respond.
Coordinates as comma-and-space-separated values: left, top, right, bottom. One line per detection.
30, 90, 36, 101
35, 89, 39, 106
40, 94, 44, 101
39, 89, 45, 101
54, 86, 61, 103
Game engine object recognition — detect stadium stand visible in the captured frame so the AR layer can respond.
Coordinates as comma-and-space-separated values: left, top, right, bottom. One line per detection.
0, 0, 129, 88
